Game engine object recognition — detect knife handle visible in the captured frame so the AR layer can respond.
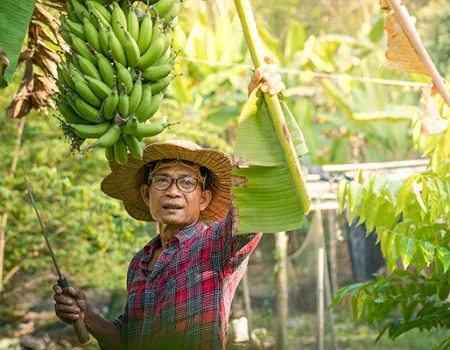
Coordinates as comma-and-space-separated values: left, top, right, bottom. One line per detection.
58, 277, 91, 344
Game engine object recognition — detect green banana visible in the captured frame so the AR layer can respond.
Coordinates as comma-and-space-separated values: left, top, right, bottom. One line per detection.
105, 145, 115, 161
162, 29, 173, 54
151, 75, 174, 94
103, 87, 119, 120
137, 91, 162, 122
122, 115, 139, 134
73, 93, 101, 122
83, 18, 102, 53
171, 16, 179, 27
76, 54, 102, 81
118, 90, 129, 117
71, 0, 90, 24
127, 6, 140, 42
89, 1, 112, 23
95, 123, 121, 147
85, 75, 112, 100
66, 1, 80, 24
113, 135, 128, 165
88, 4, 112, 30
59, 65, 76, 90
123, 134, 143, 160
98, 25, 110, 57
111, 3, 128, 47
69, 121, 111, 138
162, 1, 181, 23
123, 31, 140, 68
137, 10, 153, 54
65, 19, 86, 40
141, 63, 173, 81
108, 29, 127, 66
136, 35, 165, 70
97, 53, 116, 88
134, 84, 152, 121
72, 76, 102, 107
69, 53, 82, 71
65, 91, 83, 117
154, 0, 177, 18
60, 29, 72, 46
71, 35, 98, 65
91, 0, 110, 5
116, 62, 133, 94
128, 78, 142, 115
57, 100, 86, 124
135, 5, 145, 20
132, 120, 168, 138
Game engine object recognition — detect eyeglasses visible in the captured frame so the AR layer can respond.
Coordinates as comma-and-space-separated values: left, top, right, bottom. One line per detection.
149, 174, 202, 193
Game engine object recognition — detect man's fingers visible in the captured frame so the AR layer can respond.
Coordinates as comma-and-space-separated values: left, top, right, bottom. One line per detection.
264, 56, 273, 65
262, 64, 277, 81
54, 293, 75, 305
55, 303, 81, 315
275, 82, 286, 95
262, 74, 281, 94
53, 284, 62, 295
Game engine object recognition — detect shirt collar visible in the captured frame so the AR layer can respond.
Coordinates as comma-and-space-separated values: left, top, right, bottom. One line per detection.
143, 221, 207, 253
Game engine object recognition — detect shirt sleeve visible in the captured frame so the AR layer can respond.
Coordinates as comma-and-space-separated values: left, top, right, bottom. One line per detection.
209, 208, 262, 274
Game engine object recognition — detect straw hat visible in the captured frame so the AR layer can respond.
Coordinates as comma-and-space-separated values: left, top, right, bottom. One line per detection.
100, 140, 232, 222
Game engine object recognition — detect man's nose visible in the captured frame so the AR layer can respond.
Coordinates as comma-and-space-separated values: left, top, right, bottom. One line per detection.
165, 181, 181, 196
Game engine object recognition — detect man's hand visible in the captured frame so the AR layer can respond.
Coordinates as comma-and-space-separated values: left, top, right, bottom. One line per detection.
53, 284, 89, 323
248, 56, 286, 97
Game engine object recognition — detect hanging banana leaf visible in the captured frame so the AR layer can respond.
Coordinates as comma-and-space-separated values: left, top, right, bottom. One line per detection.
233, 0, 311, 234
232, 89, 308, 234
0, 0, 37, 82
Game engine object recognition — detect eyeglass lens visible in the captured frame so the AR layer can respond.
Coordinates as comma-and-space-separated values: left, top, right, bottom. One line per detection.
151, 175, 199, 193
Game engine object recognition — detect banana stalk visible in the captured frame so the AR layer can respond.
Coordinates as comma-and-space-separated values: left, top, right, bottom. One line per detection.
234, 0, 311, 213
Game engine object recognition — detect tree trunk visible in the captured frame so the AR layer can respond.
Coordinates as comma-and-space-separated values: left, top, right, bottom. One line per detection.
275, 231, 288, 350
0, 117, 26, 296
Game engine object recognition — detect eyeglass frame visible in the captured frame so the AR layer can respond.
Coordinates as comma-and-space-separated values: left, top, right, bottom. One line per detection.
148, 174, 204, 193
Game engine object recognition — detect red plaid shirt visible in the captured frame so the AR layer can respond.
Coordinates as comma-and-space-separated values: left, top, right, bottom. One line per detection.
109, 210, 261, 350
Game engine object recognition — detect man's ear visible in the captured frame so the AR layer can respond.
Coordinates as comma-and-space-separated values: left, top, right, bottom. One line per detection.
141, 184, 150, 205
199, 189, 212, 211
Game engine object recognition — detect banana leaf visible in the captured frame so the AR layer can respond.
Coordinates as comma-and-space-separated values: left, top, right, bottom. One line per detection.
232, 88, 308, 234
0, 0, 37, 81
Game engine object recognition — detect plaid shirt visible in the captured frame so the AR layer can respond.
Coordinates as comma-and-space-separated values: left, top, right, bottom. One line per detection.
109, 210, 261, 350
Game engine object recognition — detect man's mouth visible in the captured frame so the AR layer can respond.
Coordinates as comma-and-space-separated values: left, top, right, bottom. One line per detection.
162, 204, 183, 210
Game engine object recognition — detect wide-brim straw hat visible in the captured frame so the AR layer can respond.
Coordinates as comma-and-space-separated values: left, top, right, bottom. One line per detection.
101, 140, 232, 222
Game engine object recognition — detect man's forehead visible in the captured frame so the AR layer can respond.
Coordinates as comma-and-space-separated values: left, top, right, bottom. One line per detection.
154, 164, 198, 176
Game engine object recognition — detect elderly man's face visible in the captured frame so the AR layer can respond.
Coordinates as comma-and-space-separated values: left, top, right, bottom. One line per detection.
140, 164, 212, 228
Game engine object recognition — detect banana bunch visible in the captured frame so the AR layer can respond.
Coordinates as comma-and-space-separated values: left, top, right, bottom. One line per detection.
57, 0, 181, 164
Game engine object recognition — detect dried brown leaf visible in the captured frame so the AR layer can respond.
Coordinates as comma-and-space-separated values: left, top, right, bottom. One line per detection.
420, 87, 449, 136
19, 48, 36, 62
33, 3, 69, 51
33, 42, 60, 79
381, 0, 450, 106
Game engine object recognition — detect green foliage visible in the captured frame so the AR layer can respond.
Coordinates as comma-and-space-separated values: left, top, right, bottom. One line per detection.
332, 90, 450, 346
0, 99, 152, 308
0, 0, 37, 82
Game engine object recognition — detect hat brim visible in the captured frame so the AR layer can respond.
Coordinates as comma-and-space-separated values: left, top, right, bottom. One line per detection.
101, 141, 232, 222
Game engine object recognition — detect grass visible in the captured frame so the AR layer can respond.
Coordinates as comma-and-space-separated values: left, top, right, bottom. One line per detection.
253, 311, 449, 350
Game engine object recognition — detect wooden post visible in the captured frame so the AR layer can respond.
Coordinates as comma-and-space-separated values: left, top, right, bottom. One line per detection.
242, 270, 253, 346
327, 211, 339, 294
317, 246, 325, 350
275, 231, 288, 350
313, 209, 338, 350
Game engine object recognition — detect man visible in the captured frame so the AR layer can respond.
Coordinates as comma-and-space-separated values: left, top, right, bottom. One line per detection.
53, 58, 285, 349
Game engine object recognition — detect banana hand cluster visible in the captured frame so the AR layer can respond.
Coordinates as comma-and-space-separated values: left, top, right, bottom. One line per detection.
57, 0, 180, 164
